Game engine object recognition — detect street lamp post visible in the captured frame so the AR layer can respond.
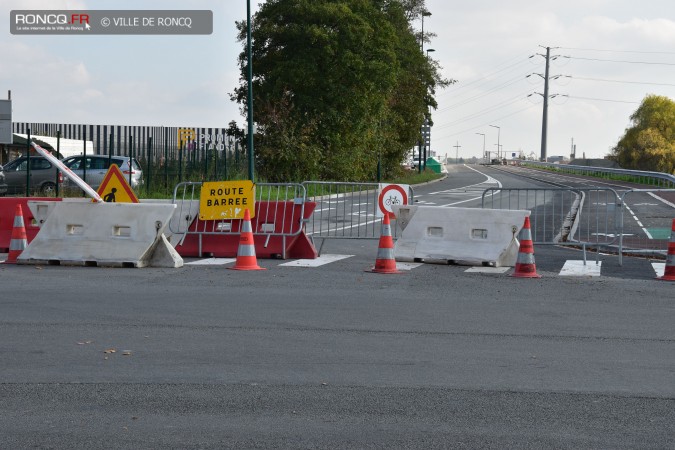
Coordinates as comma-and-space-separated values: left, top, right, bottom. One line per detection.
420, 11, 431, 50
246, 0, 254, 181
423, 48, 435, 167
489, 124, 500, 160
475, 132, 485, 161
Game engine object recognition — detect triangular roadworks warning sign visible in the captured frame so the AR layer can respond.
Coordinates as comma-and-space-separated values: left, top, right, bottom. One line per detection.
96, 164, 139, 203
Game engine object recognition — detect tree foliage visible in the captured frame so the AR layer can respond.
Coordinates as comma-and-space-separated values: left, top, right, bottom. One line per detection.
610, 95, 675, 174
232, 0, 450, 181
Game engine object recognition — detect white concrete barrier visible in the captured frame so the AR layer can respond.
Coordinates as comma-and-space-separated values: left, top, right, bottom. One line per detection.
19, 202, 182, 268
391, 205, 529, 267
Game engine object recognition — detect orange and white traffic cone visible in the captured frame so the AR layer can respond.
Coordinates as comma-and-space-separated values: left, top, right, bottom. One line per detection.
367, 213, 403, 274
3, 204, 28, 265
511, 216, 541, 278
229, 208, 265, 271
658, 218, 675, 281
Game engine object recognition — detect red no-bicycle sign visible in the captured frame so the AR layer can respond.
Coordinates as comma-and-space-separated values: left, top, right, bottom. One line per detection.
377, 183, 409, 218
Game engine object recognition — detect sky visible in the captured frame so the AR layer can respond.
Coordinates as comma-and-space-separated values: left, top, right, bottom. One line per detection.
1, 0, 674, 161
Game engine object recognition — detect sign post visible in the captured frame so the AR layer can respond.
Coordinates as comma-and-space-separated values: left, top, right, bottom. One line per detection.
0, 98, 11, 144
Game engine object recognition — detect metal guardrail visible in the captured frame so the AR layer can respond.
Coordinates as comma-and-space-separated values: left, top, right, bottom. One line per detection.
170, 181, 308, 239
302, 181, 413, 241
521, 161, 675, 189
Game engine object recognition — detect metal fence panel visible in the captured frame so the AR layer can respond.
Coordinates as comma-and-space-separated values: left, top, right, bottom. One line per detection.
170, 181, 307, 238
302, 181, 413, 240
619, 189, 675, 263
482, 188, 619, 248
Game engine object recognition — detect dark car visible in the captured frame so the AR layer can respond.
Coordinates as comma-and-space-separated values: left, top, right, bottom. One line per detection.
0, 156, 62, 196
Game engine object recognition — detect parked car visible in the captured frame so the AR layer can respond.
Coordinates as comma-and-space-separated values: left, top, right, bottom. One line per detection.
61, 155, 143, 192
0, 156, 62, 196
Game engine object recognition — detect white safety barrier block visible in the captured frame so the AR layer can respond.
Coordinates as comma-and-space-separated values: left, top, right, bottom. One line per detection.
19, 202, 182, 268
391, 205, 529, 267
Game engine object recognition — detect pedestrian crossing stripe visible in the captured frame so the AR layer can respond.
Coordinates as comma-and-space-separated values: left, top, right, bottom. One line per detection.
559, 260, 602, 277
186, 258, 236, 265
279, 254, 353, 267
465, 266, 510, 274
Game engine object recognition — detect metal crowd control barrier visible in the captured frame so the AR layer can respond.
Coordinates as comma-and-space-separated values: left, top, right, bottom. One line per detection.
481, 188, 620, 261
170, 182, 316, 259
618, 189, 675, 265
302, 181, 414, 253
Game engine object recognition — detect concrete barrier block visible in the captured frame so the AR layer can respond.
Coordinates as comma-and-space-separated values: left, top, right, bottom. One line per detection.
18, 202, 182, 268
392, 205, 529, 267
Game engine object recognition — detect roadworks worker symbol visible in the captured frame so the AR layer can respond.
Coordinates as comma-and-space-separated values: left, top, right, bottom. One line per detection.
96, 164, 139, 203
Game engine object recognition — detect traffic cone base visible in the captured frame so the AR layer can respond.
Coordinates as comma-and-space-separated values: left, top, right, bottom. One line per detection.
658, 218, 675, 281
228, 209, 266, 271
511, 216, 541, 278
368, 214, 403, 274
3, 204, 28, 265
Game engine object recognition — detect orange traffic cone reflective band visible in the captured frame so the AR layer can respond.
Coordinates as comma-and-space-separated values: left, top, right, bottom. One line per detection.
229, 208, 265, 271
511, 216, 541, 278
658, 218, 675, 281
368, 213, 403, 274
4, 204, 28, 265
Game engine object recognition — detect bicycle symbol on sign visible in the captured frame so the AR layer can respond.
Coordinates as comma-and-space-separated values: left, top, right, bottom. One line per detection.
384, 195, 401, 207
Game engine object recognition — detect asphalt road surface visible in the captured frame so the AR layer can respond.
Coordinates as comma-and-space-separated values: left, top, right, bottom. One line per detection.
1, 165, 674, 449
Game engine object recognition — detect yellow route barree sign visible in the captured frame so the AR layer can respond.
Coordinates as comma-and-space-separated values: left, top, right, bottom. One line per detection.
199, 180, 255, 220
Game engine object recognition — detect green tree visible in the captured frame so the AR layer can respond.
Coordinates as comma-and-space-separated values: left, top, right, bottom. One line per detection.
232, 0, 449, 181
611, 95, 675, 174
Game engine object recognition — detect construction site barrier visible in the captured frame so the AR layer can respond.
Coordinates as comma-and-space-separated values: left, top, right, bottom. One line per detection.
0, 197, 62, 252
18, 201, 182, 268
170, 182, 317, 259
392, 205, 529, 267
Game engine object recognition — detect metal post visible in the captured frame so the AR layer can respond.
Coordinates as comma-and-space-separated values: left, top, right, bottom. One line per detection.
82, 128, 87, 196
541, 46, 550, 162
164, 128, 169, 191
129, 135, 133, 187
108, 133, 113, 169
55, 130, 61, 197
476, 132, 486, 162
246, 0, 254, 182
26, 128, 31, 197
179, 141, 184, 183
147, 136, 152, 196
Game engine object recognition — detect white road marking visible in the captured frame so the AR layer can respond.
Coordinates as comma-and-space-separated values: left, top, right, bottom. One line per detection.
648, 192, 675, 209
395, 262, 424, 270
651, 262, 665, 278
279, 254, 353, 267
559, 260, 602, 277
464, 266, 510, 274
186, 258, 236, 265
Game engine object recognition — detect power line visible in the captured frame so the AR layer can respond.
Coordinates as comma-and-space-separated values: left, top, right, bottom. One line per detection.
558, 47, 675, 55
566, 56, 675, 66
435, 103, 539, 140
439, 73, 529, 110
441, 56, 532, 95
436, 90, 533, 128
572, 76, 675, 87
566, 95, 640, 104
